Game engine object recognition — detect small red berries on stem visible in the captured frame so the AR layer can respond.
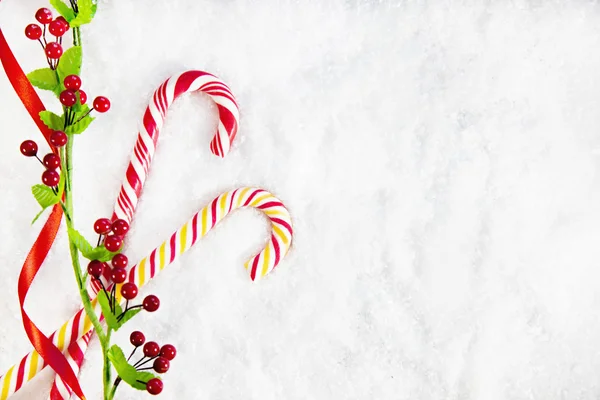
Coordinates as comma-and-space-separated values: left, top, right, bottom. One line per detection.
160, 344, 177, 361
35, 8, 53, 25
25, 24, 42, 40
111, 219, 129, 236
50, 131, 68, 148
79, 90, 87, 105
48, 19, 67, 37
146, 378, 163, 395
121, 282, 138, 300
64, 75, 82, 91
142, 295, 160, 312
104, 235, 123, 252
94, 218, 112, 235
130, 331, 146, 347
111, 268, 127, 284
143, 342, 160, 358
42, 153, 61, 170
87, 260, 104, 279
41, 170, 60, 187
60, 90, 77, 107
45, 42, 63, 60
20, 140, 38, 157
153, 357, 170, 374
112, 253, 128, 269
93, 96, 111, 113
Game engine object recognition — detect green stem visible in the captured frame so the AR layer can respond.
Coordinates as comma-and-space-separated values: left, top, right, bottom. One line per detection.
62, 135, 112, 400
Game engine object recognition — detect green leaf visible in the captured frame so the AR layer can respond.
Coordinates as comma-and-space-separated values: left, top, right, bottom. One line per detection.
27, 68, 59, 91
67, 227, 93, 256
98, 290, 120, 330
31, 208, 47, 225
39, 111, 65, 131
49, 0, 76, 21
84, 246, 118, 262
69, 0, 96, 27
32, 184, 59, 208
65, 115, 94, 134
117, 308, 142, 327
108, 345, 159, 390
57, 46, 82, 84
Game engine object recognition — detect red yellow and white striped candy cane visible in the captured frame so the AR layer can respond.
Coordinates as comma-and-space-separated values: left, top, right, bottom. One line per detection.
0, 187, 293, 399
49, 70, 241, 399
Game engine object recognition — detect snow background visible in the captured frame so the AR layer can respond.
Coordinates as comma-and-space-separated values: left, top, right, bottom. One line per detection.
2, 0, 600, 398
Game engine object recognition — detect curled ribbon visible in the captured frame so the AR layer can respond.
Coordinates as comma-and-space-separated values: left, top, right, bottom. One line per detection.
0, 28, 294, 400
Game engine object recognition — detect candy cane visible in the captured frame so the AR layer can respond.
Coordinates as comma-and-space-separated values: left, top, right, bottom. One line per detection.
49, 70, 240, 399
0, 187, 293, 399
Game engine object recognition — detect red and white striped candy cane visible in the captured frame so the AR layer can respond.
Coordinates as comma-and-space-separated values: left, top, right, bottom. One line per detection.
48, 70, 240, 399
0, 187, 293, 399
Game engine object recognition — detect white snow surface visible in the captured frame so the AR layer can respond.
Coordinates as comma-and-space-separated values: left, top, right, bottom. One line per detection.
2, 0, 600, 399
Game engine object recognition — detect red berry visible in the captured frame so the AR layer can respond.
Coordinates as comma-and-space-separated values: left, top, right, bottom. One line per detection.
79, 90, 87, 105
50, 131, 67, 147
87, 260, 104, 278
143, 295, 160, 312
153, 357, 170, 374
120, 282, 138, 300
111, 253, 128, 268
35, 8, 53, 24
111, 267, 127, 284
60, 90, 77, 107
20, 140, 38, 157
130, 331, 146, 347
41, 170, 60, 187
55, 16, 70, 30
93, 218, 112, 235
48, 19, 67, 37
64, 75, 81, 91
45, 42, 63, 59
25, 24, 42, 40
146, 378, 163, 395
104, 235, 123, 252
93, 96, 110, 113
42, 153, 61, 170
143, 341, 160, 358
159, 344, 176, 361
111, 219, 129, 236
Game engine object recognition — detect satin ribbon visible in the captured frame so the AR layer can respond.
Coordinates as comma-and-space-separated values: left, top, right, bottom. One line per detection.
0, 28, 87, 400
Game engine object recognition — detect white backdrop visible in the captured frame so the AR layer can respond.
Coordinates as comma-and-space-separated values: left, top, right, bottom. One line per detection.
2, 1, 600, 399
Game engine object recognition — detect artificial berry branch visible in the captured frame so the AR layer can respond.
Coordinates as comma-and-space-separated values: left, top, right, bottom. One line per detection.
19, 2, 175, 399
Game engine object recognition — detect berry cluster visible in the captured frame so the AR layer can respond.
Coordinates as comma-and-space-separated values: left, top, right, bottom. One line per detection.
88, 219, 160, 316
59, 73, 110, 125
127, 332, 177, 395
25, 8, 69, 69
20, 138, 63, 189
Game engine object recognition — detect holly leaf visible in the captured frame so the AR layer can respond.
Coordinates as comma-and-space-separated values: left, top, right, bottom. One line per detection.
108, 345, 158, 390
84, 246, 118, 262
57, 46, 82, 84
39, 111, 65, 131
49, 0, 76, 22
66, 115, 94, 134
67, 228, 94, 257
97, 290, 120, 330
32, 184, 59, 208
27, 68, 59, 91
69, 0, 96, 27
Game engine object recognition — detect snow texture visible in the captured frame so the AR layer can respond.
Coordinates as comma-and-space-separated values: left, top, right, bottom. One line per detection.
2, 0, 600, 399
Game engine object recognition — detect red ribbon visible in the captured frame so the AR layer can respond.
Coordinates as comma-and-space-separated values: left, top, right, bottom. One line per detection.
0, 28, 87, 400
